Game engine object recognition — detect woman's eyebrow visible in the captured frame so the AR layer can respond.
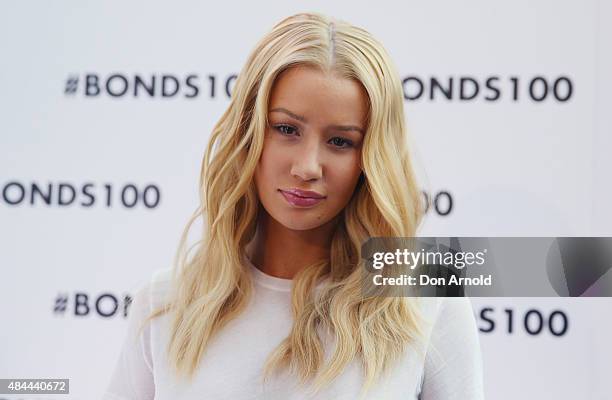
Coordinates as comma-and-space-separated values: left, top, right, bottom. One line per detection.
270, 107, 307, 123
330, 125, 365, 135
269, 107, 365, 134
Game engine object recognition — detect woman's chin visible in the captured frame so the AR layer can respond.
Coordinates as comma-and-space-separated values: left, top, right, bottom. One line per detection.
280, 220, 326, 231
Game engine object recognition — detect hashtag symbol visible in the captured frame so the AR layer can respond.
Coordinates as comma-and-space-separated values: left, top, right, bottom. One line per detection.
54, 294, 68, 314
64, 75, 78, 95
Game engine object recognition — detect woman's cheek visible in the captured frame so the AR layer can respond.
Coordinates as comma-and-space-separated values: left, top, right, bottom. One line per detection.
259, 143, 282, 177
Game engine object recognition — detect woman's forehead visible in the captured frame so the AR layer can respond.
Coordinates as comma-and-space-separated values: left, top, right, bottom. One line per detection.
267, 66, 369, 127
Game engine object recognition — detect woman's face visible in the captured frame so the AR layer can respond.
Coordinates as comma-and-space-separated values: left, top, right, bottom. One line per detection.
254, 65, 368, 231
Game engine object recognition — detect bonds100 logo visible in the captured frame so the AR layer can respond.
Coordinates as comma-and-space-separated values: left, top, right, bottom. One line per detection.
403, 75, 573, 102
1, 181, 161, 209
477, 306, 569, 337
64, 73, 237, 99
64, 73, 573, 103
53, 292, 133, 318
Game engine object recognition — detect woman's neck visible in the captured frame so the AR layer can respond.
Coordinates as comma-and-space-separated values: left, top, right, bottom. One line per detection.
245, 211, 338, 279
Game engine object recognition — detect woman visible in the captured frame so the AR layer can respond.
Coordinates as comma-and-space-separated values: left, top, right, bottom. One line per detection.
103, 12, 484, 400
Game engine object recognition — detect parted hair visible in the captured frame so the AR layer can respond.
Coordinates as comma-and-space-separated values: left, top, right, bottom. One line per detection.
143, 11, 425, 398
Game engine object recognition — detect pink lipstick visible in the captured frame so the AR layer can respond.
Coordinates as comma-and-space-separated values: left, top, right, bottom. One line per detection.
279, 188, 326, 208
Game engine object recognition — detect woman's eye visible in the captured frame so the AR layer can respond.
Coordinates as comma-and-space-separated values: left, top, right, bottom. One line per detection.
274, 124, 297, 136
273, 125, 353, 149
330, 137, 354, 148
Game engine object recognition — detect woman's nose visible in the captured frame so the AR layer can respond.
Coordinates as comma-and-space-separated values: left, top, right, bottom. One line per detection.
290, 139, 322, 182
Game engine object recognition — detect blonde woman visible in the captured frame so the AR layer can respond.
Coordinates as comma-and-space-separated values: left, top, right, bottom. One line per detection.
103, 12, 484, 400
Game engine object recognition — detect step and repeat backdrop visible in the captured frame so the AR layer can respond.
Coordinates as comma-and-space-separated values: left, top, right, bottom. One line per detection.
1, 1, 611, 399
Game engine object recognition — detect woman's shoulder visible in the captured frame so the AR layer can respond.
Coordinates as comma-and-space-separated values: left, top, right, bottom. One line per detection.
413, 296, 478, 352
423, 296, 477, 332
417, 295, 475, 317
147, 267, 174, 309
150, 267, 173, 289
128, 267, 174, 317
433, 296, 476, 327
419, 296, 484, 398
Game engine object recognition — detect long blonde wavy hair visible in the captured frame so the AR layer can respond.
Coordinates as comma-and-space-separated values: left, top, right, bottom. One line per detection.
144, 11, 425, 397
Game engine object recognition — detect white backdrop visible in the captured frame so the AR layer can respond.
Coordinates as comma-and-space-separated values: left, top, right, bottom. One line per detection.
1, 1, 611, 399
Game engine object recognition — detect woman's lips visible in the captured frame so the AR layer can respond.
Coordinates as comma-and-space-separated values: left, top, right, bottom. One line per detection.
278, 189, 326, 208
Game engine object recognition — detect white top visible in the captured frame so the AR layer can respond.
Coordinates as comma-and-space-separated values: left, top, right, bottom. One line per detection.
103, 257, 484, 400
